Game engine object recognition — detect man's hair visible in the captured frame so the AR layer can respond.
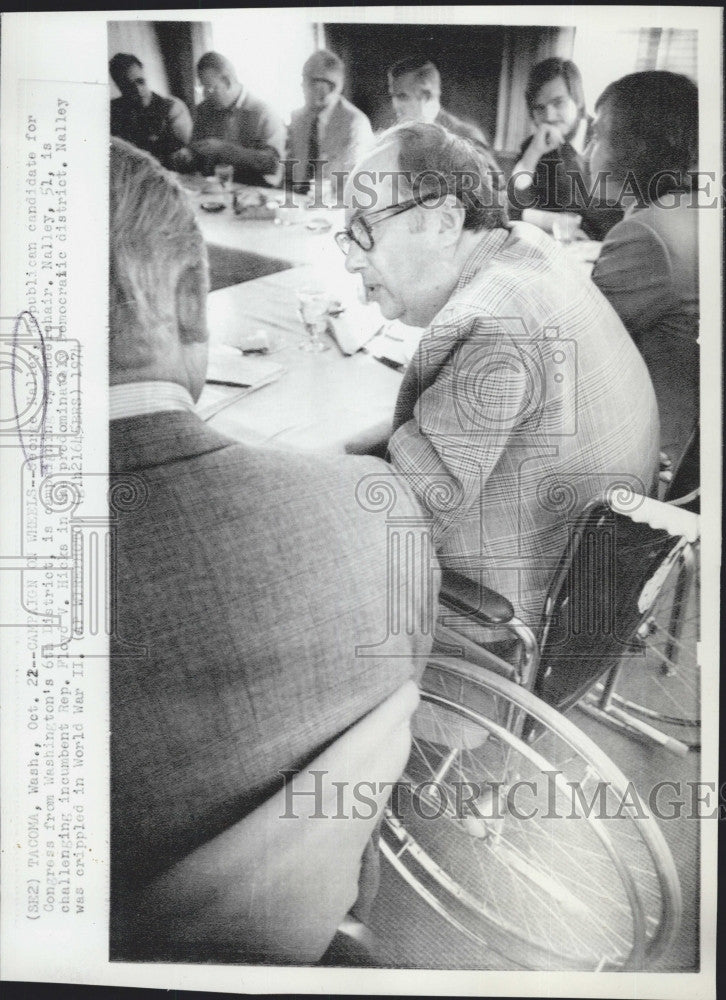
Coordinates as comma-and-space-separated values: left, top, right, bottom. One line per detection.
388, 57, 441, 99
595, 71, 698, 198
525, 57, 586, 117
109, 138, 208, 369
304, 49, 344, 85
196, 51, 238, 83
109, 53, 143, 90
381, 121, 507, 232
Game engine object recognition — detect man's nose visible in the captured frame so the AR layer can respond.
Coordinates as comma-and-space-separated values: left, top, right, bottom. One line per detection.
344, 241, 366, 273
545, 104, 559, 122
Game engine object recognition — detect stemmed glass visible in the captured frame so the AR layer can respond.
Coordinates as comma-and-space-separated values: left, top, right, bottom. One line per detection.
296, 289, 330, 352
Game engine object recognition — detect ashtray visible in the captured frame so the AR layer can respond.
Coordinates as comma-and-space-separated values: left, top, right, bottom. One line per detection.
200, 200, 225, 213
306, 216, 333, 233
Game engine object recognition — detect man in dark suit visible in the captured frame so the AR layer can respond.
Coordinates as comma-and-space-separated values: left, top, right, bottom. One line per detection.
109, 138, 436, 960
387, 56, 502, 188
109, 53, 192, 168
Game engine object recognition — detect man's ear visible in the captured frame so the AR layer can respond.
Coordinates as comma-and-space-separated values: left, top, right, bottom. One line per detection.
175, 265, 208, 345
438, 196, 466, 243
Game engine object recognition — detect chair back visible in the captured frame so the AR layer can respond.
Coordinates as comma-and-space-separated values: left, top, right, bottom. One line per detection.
112, 680, 420, 964
532, 495, 698, 714
665, 424, 700, 512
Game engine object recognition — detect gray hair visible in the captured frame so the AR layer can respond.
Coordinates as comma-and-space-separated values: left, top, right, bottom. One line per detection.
303, 49, 344, 85
376, 121, 507, 232
109, 138, 208, 369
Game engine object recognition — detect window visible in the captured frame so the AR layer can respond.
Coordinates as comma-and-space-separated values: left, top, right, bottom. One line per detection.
205, 13, 319, 123
572, 26, 697, 112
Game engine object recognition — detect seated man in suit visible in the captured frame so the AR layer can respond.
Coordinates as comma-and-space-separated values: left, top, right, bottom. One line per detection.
287, 48, 373, 193
508, 57, 622, 239
387, 56, 502, 188
172, 51, 286, 186
109, 138, 436, 961
109, 52, 192, 168
338, 122, 659, 629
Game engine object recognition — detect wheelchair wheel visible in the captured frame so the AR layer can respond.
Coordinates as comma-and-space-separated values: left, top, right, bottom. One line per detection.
381, 657, 682, 971
592, 540, 700, 750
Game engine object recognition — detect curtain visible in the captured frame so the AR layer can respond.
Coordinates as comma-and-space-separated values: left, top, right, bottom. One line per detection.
154, 21, 213, 112
636, 28, 697, 79
494, 26, 575, 153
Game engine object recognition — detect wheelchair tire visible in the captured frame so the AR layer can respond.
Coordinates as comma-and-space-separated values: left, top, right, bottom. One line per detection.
381, 657, 682, 971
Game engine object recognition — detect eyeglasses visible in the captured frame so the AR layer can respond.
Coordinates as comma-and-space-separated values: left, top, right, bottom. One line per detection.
335, 194, 434, 254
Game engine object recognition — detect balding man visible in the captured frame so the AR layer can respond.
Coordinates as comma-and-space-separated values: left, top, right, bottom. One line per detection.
337, 122, 659, 627
387, 56, 502, 188
287, 49, 373, 192
172, 51, 286, 186
109, 138, 435, 960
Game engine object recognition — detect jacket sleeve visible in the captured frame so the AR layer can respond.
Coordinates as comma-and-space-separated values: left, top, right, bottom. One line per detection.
388, 316, 528, 546
168, 97, 193, 147
591, 216, 673, 344
344, 111, 374, 175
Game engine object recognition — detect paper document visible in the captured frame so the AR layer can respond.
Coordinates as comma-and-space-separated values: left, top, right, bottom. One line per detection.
206, 345, 285, 386
327, 299, 386, 356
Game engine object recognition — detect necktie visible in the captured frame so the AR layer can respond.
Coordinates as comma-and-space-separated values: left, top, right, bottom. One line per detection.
306, 112, 320, 182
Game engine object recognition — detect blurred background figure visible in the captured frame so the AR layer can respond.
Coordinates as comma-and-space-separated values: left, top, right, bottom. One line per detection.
509, 56, 622, 238
287, 49, 373, 194
172, 51, 286, 186
109, 53, 192, 168
387, 56, 503, 188
590, 71, 699, 475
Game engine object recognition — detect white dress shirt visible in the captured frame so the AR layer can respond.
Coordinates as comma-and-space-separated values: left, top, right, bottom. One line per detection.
110, 381, 195, 421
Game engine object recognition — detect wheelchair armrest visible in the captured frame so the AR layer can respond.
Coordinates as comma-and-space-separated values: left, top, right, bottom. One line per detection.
439, 569, 515, 626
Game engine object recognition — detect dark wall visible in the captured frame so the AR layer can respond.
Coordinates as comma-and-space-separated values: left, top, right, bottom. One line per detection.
325, 23, 504, 143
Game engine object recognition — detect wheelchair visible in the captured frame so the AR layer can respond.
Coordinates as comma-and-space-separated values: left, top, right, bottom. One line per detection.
380, 485, 699, 971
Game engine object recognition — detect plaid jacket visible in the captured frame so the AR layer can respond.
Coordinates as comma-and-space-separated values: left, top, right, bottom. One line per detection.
389, 222, 660, 627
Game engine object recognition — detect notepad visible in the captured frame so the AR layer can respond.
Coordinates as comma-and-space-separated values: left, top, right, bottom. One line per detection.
206, 346, 285, 387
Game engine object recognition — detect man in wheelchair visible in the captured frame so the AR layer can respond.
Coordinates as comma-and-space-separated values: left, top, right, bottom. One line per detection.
341, 120, 660, 630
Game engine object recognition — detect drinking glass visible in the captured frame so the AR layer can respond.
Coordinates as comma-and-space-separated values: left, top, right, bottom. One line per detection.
552, 213, 580, 245
296, 290, 330, 352
214, 164, 234, 190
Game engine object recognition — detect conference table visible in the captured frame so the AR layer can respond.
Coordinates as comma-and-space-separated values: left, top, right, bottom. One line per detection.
188, 177, 602, 455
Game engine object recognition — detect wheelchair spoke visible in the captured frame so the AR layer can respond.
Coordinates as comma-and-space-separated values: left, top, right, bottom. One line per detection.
384, 659, 680, 971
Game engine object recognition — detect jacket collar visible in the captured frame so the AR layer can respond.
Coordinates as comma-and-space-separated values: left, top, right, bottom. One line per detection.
110, 410, 236, 474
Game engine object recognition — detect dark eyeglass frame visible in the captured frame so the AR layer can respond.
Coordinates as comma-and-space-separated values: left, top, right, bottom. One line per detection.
335, 193, 436, 254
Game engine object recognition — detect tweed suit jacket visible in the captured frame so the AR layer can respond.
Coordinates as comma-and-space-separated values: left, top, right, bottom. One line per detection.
388, 222, 660, 628
287, 96, 373, 185
592, 196, 699, 470
110, 411, 435, 898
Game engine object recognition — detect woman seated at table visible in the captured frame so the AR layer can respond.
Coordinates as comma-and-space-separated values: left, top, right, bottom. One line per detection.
590, 71, 699, 475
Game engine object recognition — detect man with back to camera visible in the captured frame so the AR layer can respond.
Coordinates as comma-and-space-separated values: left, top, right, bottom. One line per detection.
287, 48, 373, 193
109, 52, 192, 168
387, 56, 502, 188
337, 121, 659, 628
171, 50, 286, 186
108, 137, 437, 961
508, 56, 622, 239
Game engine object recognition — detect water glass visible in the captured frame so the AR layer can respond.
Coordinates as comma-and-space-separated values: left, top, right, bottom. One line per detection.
214, 164, 234, 190
296, 290, 330, 352
552, 213, 580, 245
